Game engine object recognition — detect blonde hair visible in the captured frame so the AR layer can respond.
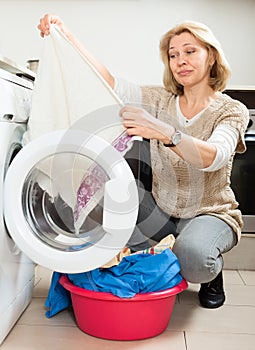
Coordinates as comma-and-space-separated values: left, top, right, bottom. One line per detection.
159, 21, 231, 95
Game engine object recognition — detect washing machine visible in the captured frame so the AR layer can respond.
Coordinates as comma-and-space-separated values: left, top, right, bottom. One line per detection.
0, 63, 34, 345
0, 55, 139, 344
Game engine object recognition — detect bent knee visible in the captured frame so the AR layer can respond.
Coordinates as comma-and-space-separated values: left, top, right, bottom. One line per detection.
173, 241, 223, 284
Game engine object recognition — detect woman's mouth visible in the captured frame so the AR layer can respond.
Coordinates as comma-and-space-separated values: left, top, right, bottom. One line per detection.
178, 70, 192, 76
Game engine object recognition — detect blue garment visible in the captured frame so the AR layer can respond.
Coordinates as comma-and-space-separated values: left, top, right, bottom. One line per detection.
45, 248, 183, 318
45, 271, 71, 318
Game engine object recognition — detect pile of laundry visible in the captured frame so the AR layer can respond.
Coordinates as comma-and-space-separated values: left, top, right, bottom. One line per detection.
45, 235, 184, 318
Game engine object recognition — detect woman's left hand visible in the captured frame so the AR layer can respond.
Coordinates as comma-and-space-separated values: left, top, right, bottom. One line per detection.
119, 105, 173, 143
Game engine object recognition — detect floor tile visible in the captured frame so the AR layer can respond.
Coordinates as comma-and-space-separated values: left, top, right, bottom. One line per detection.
35, 265, 52, 280
1, 325, 186, 350
186, 331, 255, 350
33, 266, 52, 297
17, 298, 75, 327
168, 304, 255, 334
239, 270, 255, 285
224, 269, 245, 285
226, 285, 255, 306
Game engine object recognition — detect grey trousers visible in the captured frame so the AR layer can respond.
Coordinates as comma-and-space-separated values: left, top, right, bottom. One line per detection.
128, 190, 237, 284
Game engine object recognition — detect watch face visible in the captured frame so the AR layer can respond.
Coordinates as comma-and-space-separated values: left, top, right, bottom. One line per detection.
172, 131, 181, 145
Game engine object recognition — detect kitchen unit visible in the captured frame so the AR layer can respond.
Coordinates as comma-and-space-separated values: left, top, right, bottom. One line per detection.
224, 87, 255, 234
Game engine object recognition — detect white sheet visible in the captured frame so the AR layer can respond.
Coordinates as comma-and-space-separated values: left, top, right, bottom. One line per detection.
24, 25, 135, 231
23, 25, 126, 143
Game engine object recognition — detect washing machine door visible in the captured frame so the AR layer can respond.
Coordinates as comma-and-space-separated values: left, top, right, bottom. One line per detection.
4, 130, 138, 273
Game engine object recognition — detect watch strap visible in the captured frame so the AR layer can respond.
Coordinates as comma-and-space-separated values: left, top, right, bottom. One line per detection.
163, 128, 180, 147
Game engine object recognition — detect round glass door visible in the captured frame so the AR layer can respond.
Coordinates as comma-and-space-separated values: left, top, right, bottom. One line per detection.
22, 154, 106, 252
4, 130, 138, 273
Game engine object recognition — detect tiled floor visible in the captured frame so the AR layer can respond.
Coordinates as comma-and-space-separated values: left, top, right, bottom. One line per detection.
1, 266, 255, 349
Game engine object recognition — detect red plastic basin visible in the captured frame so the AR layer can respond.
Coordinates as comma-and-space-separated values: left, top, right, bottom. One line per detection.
59, 275, 188, 340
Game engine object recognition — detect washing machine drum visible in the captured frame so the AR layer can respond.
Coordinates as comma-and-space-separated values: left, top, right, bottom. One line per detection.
4, 130, 138, 273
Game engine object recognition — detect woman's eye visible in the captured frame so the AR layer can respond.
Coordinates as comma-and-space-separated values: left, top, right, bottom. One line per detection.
186, 50, 195, 55
169, 53, 177, 59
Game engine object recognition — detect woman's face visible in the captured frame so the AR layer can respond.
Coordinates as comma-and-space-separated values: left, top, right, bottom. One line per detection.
168, 32, 211, 88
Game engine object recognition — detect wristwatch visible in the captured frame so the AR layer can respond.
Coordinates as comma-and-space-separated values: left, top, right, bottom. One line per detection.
163, 128, 182, 147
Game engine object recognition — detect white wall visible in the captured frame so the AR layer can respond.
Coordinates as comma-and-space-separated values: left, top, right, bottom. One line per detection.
0, 0, 254, 86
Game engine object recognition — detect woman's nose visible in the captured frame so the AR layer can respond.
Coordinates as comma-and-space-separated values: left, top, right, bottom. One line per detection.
177, 59, 187, 66
177, 53, 187, 66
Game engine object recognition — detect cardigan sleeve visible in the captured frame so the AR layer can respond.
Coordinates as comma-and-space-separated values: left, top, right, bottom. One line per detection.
201, 125, 239, 172
214, 98, 249, 154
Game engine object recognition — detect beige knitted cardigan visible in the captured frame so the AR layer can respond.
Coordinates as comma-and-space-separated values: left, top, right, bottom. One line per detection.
141, 86, 249, 241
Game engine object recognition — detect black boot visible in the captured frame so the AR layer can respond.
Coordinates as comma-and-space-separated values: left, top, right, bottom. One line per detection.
198, 271, 225, 309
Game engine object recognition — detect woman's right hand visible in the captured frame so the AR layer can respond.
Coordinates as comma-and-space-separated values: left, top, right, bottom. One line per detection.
37, 13, 115, 88
37, 14, 66, 37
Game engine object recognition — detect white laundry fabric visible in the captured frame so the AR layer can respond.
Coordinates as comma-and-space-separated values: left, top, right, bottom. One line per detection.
23, 25, 126, 143
24, 25, 135, 231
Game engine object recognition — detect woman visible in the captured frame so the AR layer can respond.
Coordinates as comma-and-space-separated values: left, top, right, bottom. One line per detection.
38, 15, 249, 308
